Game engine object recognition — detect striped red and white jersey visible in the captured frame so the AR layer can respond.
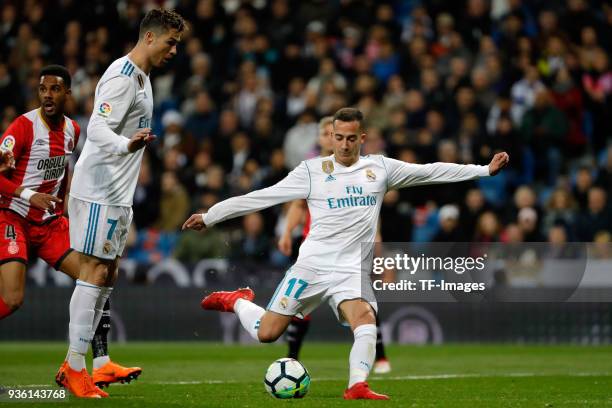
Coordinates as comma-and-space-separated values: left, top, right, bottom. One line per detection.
0, 109, 80, 224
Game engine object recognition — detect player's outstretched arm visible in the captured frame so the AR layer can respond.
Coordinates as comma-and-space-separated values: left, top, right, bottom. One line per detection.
182, 161, 311, 231
488, 152, 510, 176
383, 152, 510, 190
278, 200, 306, 256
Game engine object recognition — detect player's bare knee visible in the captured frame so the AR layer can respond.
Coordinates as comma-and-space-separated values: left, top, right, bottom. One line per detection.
78, 254, 112, 286
258, 327, 282, 343
349, 305, 376, 329
4, 290, 24, 311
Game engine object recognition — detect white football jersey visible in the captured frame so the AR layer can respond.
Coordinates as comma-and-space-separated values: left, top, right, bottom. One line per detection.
204, 154, 490, 274
70, 56, 153, 206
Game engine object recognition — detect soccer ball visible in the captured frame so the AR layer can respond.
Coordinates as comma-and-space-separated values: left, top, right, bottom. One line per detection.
264, 358, 310, 399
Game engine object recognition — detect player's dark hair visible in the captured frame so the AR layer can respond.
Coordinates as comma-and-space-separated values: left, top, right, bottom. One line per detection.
139, 8, 186, 38
40, 65, 71, 88
333, 107, 364, 128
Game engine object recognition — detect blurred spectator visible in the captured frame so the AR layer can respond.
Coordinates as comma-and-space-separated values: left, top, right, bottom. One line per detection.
174, 217, 230, 264
380, 190, 412, 242
184, 90, 218, 141
511, 65, 545, 125
283, 110, 318, 169
433, 204, 464, 241
542, 188, 578, 239
501, 222, 524, 244
573, 166, 595, 210
155, 172, 190, 232
505, 185, 540, 224
581, 48, 612, 153
517, 207, 545, 242
575, 187, 612, 241
520, 89, 567, 184
550, 67, 586, 155
161, 110, 197, 160
231, 213, 270, 263
460, 188, 491, 240
474, 211, 501, 242
132, 152, 160, 230
548, 224, 568, 245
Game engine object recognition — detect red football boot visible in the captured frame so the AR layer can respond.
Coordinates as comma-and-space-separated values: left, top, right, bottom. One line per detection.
343, 382, 389, 400
55, 361, 108, 398
200, 287, 255, 313
93, 360, 142, 388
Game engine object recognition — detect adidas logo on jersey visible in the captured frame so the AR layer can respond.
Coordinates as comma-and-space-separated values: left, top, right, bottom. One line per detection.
325, 174, 336, 182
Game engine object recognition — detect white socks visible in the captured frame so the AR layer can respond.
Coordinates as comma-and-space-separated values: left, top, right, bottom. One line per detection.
93, 356, 110, 369
234, 298, 265, 341
348, 324, 377, 388
67, 280, 101, 371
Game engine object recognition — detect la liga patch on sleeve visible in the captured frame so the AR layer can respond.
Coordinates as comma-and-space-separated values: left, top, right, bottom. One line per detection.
98, 102, 112, 117
1, 135, 15, 152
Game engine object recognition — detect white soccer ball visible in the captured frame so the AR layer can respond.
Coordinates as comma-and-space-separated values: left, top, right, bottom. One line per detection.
264, 358, 311, 399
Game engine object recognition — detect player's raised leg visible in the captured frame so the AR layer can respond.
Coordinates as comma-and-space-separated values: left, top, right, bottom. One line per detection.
339, 299, 389, 400
201, 288, 294, 343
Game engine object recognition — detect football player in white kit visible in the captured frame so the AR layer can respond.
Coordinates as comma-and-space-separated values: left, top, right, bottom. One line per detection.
56, 9, 186, 398
183, 107, 510, 399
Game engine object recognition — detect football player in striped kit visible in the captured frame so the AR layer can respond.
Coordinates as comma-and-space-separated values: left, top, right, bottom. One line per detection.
0, 65, 138, 398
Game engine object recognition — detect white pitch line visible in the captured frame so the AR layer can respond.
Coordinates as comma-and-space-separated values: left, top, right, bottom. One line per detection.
17, 372, 610, 388
150, 372, 611, 386
153, 380, 238, 385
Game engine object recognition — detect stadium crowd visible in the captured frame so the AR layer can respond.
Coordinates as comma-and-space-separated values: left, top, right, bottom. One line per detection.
2, 0, 612, 266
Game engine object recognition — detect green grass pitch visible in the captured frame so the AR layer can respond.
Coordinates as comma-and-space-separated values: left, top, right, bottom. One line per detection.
0, 342, 611, 407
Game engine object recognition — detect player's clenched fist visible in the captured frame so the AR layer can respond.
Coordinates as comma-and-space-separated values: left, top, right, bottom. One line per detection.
0, 150, 15, 172
127, 128, 156, 153
182, 213, 206, 231
488, 152, 510, 176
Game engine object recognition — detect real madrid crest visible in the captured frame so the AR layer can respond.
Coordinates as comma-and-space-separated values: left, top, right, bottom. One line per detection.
280, 297, 288, 309
103, 241, 112, 255
366, 168, 376, 181
322, 160, 334, 174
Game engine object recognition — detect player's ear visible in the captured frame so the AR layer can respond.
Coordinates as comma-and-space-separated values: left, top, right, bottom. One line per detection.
144, 30, 155, 44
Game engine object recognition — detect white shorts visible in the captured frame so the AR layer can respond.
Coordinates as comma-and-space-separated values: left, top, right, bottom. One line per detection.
266, 265, 378, 324
68, 196, 133, 260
